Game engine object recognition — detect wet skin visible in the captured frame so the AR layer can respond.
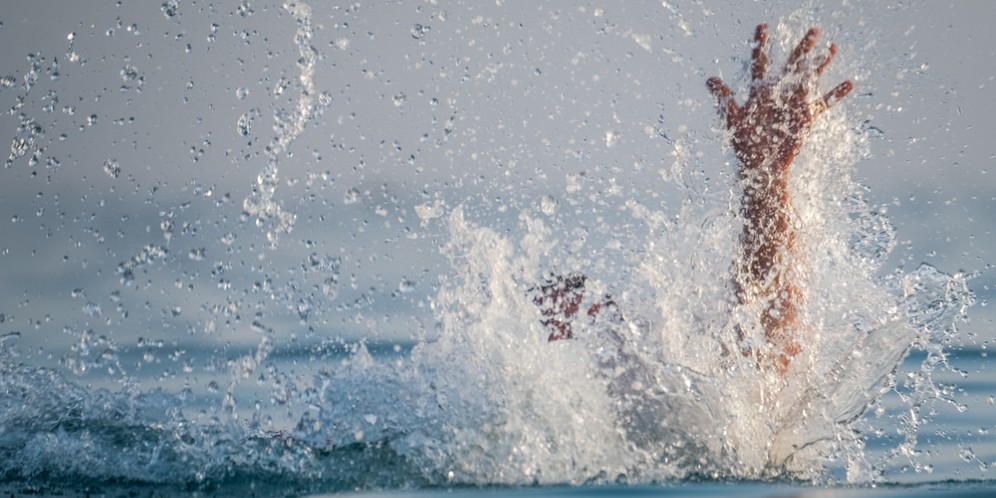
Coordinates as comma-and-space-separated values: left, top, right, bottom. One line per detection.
537, 25, 853, 374
707, 24, 853, 372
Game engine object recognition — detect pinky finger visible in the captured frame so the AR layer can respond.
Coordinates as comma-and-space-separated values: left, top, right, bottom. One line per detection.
811, 80, 853, 117
707, 76, 733, 98
707, 77, 742, 125
824, 80, 854, 105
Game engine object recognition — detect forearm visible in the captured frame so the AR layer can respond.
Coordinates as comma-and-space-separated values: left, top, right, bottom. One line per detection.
737, 156, 796, 294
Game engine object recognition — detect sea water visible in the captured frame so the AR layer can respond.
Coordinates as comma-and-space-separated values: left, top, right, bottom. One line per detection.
0, 1, 992, 497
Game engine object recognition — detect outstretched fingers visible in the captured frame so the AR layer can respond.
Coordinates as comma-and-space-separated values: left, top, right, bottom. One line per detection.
751, 24, 769, 82
784, 27, 820, 74
707, 76, 742, 126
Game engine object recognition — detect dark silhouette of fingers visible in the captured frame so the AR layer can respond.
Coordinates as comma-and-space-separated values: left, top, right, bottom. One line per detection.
707, 76, 732, 98
816, 43, 837, 76
707, 76, 742, 125
785, 27, 820, 73
751, 24, 769, 82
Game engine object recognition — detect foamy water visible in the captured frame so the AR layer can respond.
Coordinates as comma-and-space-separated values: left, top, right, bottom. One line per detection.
0, 1, 987, 494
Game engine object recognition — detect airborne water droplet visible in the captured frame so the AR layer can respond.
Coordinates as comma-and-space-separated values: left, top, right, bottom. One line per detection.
540, 195, 558, 215
120, 65, 140, 82
237, 113, 251, 136
82, 301, 101, 317
399, 278, 416, 293
103, 159, 121, 178
161, 0, 179, 18
411, 23, 429, 40
322, 277, 339, 299
237, 1, 253, 17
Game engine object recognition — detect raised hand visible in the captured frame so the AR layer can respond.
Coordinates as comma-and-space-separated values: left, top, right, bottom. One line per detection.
707, 24, 853, 173
707, 24, 853, 373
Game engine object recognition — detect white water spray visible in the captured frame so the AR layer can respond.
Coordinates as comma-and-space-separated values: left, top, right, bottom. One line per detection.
242, 1, 317, 247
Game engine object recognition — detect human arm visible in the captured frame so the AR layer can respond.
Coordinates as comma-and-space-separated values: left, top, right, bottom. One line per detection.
707, 24, 853, 371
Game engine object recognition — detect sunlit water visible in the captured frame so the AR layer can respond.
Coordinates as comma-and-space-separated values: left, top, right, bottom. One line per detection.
0, 1, 991, 496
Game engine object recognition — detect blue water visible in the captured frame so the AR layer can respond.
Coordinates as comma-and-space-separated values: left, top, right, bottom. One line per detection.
1, 344, 992, 497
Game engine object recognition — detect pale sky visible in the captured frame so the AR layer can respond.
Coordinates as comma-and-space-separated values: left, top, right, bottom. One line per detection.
1, 0, 994, 366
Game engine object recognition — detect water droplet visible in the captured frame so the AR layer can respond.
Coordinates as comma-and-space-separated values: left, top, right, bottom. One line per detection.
540, 195, 558, 215
102, 159, 121, 178
237, 1, 254, 17
120, 64, 140, 82
9, 138, 28, 159
411, 23, 429, 40
235, 86, 249, 100
322, 277, 339, 300
236, 113, 251, 136
393, 93, 406, 107
344, 188, 361, 204
188, 247, 206, 261
82, 301, 102, 317
398, 278, 416, 293
604, 130, 619, 148
161, 0, 179, 18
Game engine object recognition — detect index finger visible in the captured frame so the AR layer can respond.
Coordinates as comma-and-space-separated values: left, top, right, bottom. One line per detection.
751, 24, 769, 82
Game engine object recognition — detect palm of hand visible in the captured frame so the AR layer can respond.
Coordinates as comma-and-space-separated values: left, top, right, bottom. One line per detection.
708, 24, 853, 174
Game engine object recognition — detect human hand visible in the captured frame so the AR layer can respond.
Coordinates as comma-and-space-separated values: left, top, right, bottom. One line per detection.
707, 24, 853, 174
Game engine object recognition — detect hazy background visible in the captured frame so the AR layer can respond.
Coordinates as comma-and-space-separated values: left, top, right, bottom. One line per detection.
1, 1, 993, 369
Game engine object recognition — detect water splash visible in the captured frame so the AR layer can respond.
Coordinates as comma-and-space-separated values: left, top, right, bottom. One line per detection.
0, 9, 981, 495
241, 1, 317, 247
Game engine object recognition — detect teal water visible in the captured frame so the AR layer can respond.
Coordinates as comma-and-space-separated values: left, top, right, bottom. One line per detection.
0, 347, 992, 497
5, 481, 996, 498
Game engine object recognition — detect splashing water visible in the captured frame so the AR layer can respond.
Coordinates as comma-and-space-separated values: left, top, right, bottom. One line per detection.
241, 1, 317, 247
0, 4, 982, 495
0, 112, 974, 490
